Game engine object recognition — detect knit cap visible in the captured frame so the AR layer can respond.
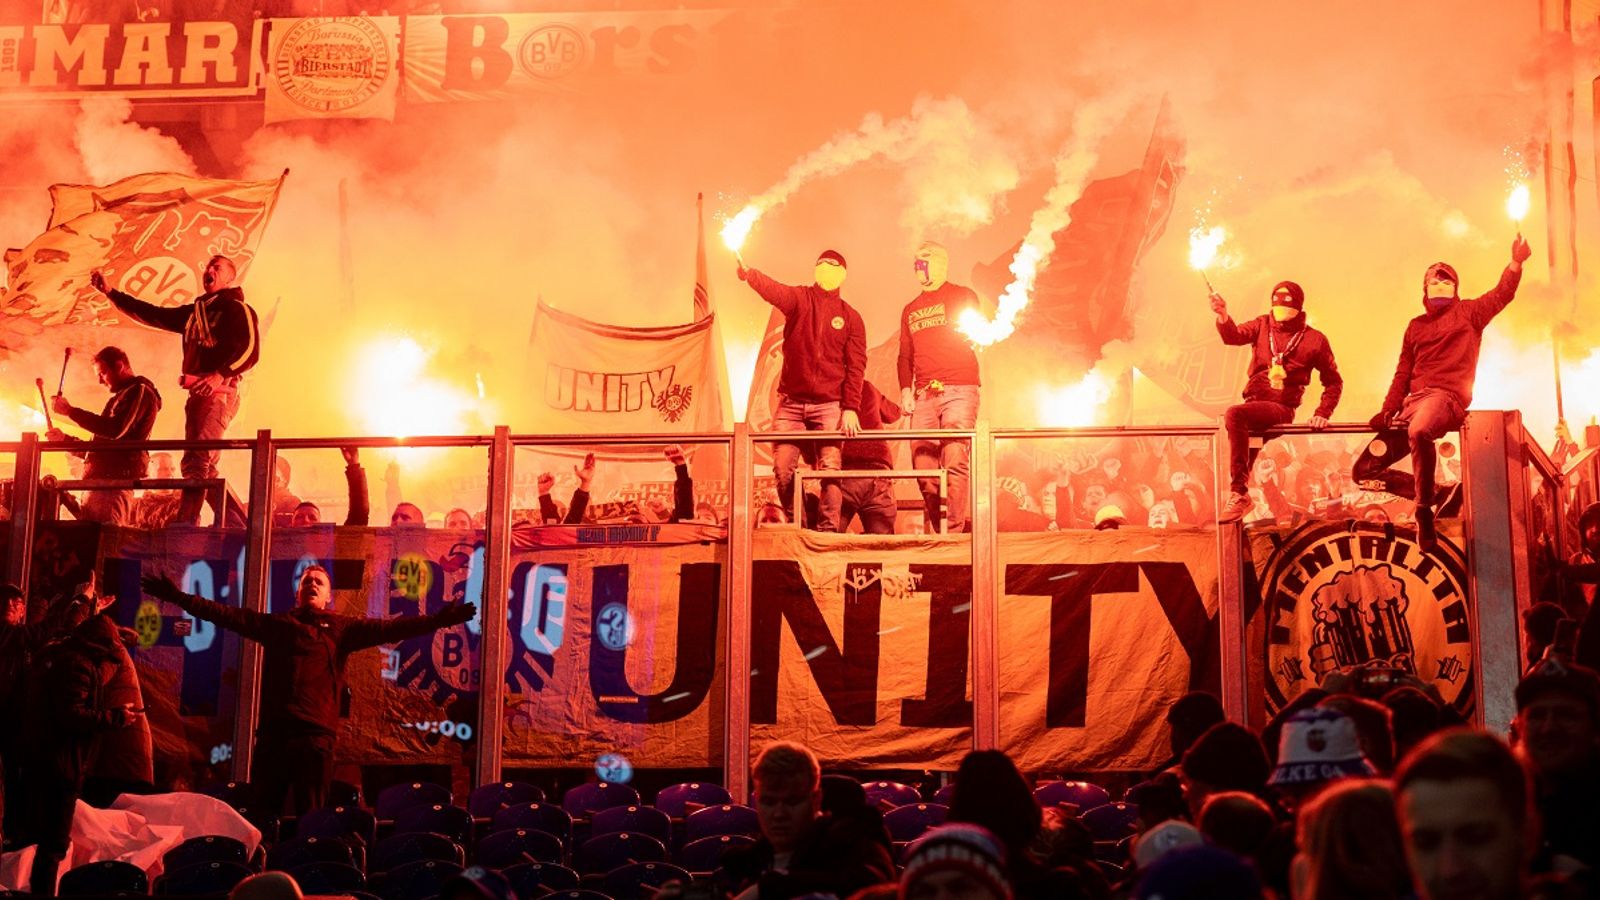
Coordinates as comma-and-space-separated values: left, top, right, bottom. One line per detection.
899, 823, 1012, 900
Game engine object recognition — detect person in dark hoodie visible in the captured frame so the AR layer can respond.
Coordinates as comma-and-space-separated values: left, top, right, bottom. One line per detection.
139, 564, 475, 819
1210, 281, 1342, 524
0, 583, 65, 847
45, 346, 161, 525
1354, 236, 1531, 548
739, 250, 868, 532
838, 381, 903, 535
91, 255, 260, 526
25, 582, 148, 895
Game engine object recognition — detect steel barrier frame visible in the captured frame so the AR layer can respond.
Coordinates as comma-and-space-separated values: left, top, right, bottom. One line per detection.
0, 415, 1549, 789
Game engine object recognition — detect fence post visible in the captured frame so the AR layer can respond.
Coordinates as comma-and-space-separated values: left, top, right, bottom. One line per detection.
4, 433, 41, 593
1461, 411, 1525, 734
1212, 418, 1249, 724
232, 429, 274, 782
725, 424, 755, 802
969, 421, 999, 750
474, 426, 514, 786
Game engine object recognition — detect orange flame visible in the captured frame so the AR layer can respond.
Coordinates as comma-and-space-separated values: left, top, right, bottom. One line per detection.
1506, 183, 1530, 223
1188, 225, 1227, 271
1035, 369, 1113, 427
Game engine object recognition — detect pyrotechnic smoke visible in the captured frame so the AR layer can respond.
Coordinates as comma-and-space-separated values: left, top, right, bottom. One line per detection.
959, 98, 1127, 347
73, 97, 197, 182
722, 96, 1018, 252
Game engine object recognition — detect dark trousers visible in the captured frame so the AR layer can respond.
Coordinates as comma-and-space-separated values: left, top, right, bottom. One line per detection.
177, 390, 240, 525
1353, 388, 1464, 508
27, 773, 80, 896
252, 732, 335, 822
1224, 401, 1295, 494
839, 477, 897, 534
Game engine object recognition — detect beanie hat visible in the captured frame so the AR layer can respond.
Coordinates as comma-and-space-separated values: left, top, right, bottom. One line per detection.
900, 824, 1012, 900
1133, 820, 1203, 869
817, 249, 847, 268
1135, 845, 1263, 900
1270, 281, 1305, 309
1181, 722, 1270, 793
1268, 708, 1376, 787
1515, 659, 1600, 721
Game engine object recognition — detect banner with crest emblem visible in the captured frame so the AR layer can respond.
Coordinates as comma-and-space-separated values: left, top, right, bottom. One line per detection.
1, 172, 284, 356
527, 302, 726, 453
263, 17, 401, 124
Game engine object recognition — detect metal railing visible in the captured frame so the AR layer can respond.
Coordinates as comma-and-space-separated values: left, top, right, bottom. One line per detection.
0, 413, 1553, 792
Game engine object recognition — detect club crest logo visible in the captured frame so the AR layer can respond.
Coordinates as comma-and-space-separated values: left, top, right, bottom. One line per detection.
518, 23, 587, 79
1262, 521, 1474, 716
273, 18, 392, 114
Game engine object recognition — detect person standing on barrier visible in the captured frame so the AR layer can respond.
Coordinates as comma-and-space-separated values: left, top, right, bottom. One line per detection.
138, 565, 475, 819
1210, 281, 1342, 524
739, 250, 866, 532
898, 241, 982, 533
45, 346, 162, 526
838, 381, 903, 535
91, 255, 260, 526
1354, 236, 1530, 550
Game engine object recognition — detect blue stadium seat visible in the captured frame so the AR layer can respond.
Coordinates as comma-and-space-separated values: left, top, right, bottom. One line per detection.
500, 862, 580, 897
653, 782, 731, 818
157, 861, 252, 896
369, 831, 464, 873
475, 827, 565, 868
684, 804, 760, 842
196, 782, 256, 817
375, 859, 462, 900
862, 781, 921, 809
883, 803, 948, 843
267, 835, 355, 872
58, 860, 148, 896
574, 832, 668, 875
562, 782, 641, 819
287, 862, 366, 894
375, 782, 453, 821
298, 805, 377, 848
468, 781, 547, 818
675, 834, 755, 873
1034, 780, 1111, 813
394, 803, 474, 843
162, 835, 250, 873
1081, 802, 1141, 841
491, 801, 574, 843
590, 805, 672, 844
602, 861, 691, 900
932, 783, 956, 805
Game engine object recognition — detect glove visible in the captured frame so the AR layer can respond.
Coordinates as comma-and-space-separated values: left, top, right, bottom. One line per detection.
140, 573, 183, 603
442, 602, 477, 625
736, 263, 749, 282
1368, 410, 1397, 431
1512, 234, 1532, 264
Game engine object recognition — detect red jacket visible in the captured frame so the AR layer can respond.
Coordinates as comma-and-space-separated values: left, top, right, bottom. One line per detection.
1382, 266, 1521, 410
745, 269, 867, 411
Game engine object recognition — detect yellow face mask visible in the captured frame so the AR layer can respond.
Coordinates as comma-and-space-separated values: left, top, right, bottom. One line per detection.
914, 241, 949, 291
815, 261, 846, 292
1271, 306, 1301, 322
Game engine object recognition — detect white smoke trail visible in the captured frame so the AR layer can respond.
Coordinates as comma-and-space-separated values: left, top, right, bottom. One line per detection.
73, 97, 197, 183
960, 98, 1127, 346
722, 96, 1018, 251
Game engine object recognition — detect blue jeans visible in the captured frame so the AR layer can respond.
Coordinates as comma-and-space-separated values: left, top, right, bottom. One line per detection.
178, 388, 240, 525
772, 397, 842, 532
912, 384, 978, 531
1352, 388, 1464, 508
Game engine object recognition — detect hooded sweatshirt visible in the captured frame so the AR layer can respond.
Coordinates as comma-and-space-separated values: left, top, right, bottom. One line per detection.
745, 269, 867, 411
109, 286, 260, 379
63, 375, 161, 479
1215, 314, 1342, 417
1381, 263, 1521, 411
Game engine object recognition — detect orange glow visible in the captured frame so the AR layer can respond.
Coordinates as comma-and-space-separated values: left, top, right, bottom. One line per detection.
1506, 183, 1530, 223
1035, 369, 1113, 427
720, 204, 761, 254
348, 335, 480, 468
0, 401, 48, 440
1188, 225, 1227, 271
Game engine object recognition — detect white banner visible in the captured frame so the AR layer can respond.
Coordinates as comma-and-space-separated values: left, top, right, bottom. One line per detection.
263, 17, 401, 124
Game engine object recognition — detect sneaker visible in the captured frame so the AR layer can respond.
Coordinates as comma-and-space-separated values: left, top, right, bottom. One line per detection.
1415, 505, 1437, 552
1218, 492, 1251, 524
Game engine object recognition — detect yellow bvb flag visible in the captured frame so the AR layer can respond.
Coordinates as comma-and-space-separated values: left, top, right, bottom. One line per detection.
1, 171, 285, 354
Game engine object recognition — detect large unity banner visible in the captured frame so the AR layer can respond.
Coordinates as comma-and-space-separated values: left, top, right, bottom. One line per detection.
29, 521, 1219, 779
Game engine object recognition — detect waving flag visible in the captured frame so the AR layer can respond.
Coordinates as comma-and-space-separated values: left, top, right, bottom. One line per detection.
1, 172, 285, 356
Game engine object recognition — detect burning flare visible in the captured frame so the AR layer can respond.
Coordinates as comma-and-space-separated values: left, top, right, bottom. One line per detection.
1035, 369, 1113, 427
957, 101, 1120, 347
720, 205, 761, 254
1188, 225, 1227, 271
1506, 183, 1530, 223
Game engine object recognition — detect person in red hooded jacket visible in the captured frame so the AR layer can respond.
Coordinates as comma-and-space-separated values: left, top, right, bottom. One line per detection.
1353, 236, 1531, 549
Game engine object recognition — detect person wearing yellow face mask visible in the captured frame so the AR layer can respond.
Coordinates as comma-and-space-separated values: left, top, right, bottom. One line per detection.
898, 241, 983, 533
1211, 280, 1343, 524
739, 250, 867, 532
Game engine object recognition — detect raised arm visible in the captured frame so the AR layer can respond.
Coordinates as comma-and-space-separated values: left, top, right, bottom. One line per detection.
342, 602, 476, 650
740, 268, 805, 317
664, 445, 695, 521
1215, 312, 1262, 347
107, 289, 191, 334
1465, 265, 1524, 331
141, 572, 275, 642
